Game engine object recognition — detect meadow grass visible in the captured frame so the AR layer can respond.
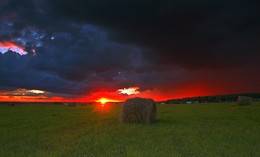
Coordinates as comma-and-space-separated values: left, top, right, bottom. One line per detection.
0, 102, 259, 157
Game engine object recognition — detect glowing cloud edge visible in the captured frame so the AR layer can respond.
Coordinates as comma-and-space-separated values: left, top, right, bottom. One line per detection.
0, 41, 28, 55
118, 87, 140, 95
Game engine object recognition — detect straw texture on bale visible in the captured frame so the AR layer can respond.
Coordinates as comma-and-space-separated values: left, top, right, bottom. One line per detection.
237, 96, 252, 105
121, 97, 157, 123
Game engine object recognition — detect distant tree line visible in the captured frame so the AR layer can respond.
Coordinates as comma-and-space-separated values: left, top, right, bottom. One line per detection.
163, 93, 260, 104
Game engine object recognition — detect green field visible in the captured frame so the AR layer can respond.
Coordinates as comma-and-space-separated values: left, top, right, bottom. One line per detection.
0, 103, 259, 157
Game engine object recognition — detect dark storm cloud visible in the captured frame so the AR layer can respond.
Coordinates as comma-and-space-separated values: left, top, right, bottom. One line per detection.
0, 0, 259, 98
0, 1, 147, 96
49, 0, 260, 69
0, 22, 145, 95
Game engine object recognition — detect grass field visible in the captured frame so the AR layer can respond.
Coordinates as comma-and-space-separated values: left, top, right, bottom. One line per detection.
0, 102, 259, 157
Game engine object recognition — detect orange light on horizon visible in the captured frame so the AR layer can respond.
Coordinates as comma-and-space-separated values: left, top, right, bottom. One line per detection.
95, 97, 120, 105
94, 97, 120, 111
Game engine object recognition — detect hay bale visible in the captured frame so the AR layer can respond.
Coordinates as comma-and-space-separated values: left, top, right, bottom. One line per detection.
237, 96, 252, 105
68, 103, 76, 107
120, 97, 157, 123
8, 103, 15, 106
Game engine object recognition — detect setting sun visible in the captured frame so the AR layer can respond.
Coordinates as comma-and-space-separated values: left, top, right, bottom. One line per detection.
95, 98, 120, 105
95, 97, 121, 109
99, 98, 109, 104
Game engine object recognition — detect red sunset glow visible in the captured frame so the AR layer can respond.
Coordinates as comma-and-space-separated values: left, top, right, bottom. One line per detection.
0, 86, 224, 102
96, 98, 120, 104
0, 82, 258, 103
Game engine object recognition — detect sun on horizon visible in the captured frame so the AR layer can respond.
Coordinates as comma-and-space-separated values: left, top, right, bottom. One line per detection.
95, 97, 120, 105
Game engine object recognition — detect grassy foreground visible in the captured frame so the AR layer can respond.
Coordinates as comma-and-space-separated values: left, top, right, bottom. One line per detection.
0, 103, 259, 157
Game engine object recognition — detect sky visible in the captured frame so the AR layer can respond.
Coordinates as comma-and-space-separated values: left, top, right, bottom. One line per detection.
0, 0, 260, 102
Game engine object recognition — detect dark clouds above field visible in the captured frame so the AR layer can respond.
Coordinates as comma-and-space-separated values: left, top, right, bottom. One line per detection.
0, 0, 260, 101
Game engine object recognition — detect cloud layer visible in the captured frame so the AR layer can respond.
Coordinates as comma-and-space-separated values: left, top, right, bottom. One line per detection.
0, 0, 259, 101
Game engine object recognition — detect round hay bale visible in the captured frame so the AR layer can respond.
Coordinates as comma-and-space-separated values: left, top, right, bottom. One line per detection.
8, 103, 15, 106
237, 96, 252, 105
68, 103, 76, 107
120, 97, 157, 123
